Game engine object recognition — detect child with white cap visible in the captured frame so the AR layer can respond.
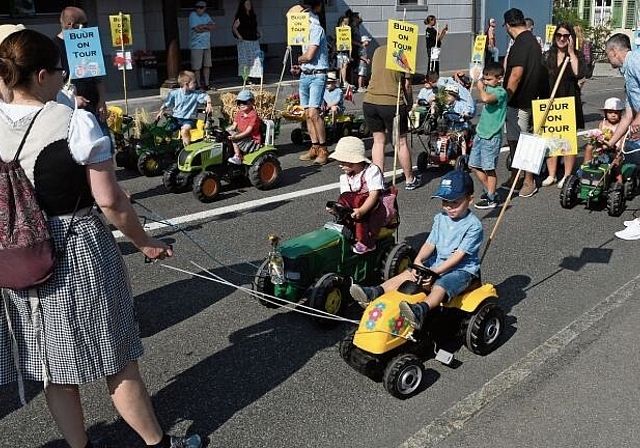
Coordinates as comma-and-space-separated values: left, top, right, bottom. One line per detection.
323, 71, 345, 128
328, 136, 386, 254
583, 96, 625, 164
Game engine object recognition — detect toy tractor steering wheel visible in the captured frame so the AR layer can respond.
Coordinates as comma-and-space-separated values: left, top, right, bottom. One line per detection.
409, 263, 441, 284
326, 201, 353, 223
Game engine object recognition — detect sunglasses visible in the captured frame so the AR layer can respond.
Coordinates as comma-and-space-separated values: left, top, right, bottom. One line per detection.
555, 32, 571, 39
52, 67, 68, 78
236, 100, 249, 105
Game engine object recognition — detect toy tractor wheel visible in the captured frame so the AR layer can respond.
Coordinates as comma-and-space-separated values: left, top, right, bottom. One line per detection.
248, 154, 282, 190
137, 152, 163, 177
163, 163, 189, 193
291, 128, 304, 145
115, 151, 129, 169
623, 167, 639, 199
416, 152, 429, 172
192, 171, 221, 203
308, 273, 347, 329
465, 298, 504, 356
341, 123, 352, 138
358, 121, 370, 138
383, 353, 424, 399
607, 183, 625, 217
454, 154, 469, 172
382, 243, 414, 281
339, 328, 356, 364
253, 259, 280, 308
559, 174, 580, 209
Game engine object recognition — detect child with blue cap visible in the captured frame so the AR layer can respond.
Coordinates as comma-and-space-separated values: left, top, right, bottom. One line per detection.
350, 170, 483, 330
227, 89, 262, 164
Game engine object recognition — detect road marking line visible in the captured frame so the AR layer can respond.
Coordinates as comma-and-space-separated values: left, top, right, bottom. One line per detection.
397, 272, 640, 448
117, 127, 600, 239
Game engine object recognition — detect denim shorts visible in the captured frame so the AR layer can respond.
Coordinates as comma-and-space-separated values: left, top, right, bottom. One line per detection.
299, 73, 327, 109
434, 269, 476, 302
167, 118, 195, 132
469, 134, 502, 171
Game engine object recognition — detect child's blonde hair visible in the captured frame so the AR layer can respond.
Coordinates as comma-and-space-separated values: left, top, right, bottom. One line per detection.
178, 70, 196, 87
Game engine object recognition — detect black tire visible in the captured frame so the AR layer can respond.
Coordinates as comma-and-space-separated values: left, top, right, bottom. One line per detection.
416, 151, 429, 172
505, 151, 513, 171
308, 273, 347, 329
465, 298, 505, 356
291, 128, 304, 145
454, 154, 469, 171
340, 123, 352, 138
339, 328, 356, 363
248, 154, 282, 190
358, 121, 370, 138
163, 163, 189, 193
253, 259, 279, 308
137, 152, 163, 177
607, 183, 625, 217
559, 174, 580, 209
382, 243, 414, 281
115, 151, 129, 169
192, 171, 221, 203
383, 353, 424, 399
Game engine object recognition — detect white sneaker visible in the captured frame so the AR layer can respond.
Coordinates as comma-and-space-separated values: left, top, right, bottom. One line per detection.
615, 221, 640, 240
623, 219, 639, 227
228, 155, 242, 165
541, 176, 557, 187
557, 176, 567, 189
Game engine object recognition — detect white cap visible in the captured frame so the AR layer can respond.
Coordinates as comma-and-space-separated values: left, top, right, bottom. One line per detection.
361, 35, 371, 43
601, 97, 624, 111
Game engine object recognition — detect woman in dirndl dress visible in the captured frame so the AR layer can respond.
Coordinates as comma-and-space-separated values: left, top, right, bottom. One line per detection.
233, 0, 263, 82
0, 29, 201, 448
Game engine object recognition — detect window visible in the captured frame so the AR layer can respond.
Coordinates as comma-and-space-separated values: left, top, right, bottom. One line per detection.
1, 0, 83, 17
397, 0, 428, 7
625, 0, 637, 28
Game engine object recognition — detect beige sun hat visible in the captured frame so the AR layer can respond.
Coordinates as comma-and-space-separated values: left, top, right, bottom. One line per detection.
0, 24, 26, 45
329, 136, 371, 164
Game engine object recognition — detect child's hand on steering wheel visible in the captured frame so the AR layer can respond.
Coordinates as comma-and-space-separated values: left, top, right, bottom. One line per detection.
351, 208, 363, 220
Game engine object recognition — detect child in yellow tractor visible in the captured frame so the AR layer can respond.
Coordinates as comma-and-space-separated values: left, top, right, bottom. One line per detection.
350, 170, 482, 329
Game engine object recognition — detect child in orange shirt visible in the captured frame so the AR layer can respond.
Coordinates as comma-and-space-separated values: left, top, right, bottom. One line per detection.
227, 90, 262, 164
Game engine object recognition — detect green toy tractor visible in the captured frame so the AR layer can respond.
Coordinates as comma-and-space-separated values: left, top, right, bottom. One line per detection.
163, 118, 282, 202
252, 199, 414, 328
290, 112, 370, 145
560, 156, 640, 216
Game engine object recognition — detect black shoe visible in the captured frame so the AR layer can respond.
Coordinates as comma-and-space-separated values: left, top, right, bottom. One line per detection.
399, 301, 428, 330
499, 173, 523, 191
474, 195, 498, 209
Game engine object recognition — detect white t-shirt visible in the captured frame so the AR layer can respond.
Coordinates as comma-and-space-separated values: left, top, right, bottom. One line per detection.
339, 163, 384, 194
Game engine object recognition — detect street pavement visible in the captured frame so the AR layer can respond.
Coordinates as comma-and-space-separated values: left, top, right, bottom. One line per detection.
1, 71, 639, 448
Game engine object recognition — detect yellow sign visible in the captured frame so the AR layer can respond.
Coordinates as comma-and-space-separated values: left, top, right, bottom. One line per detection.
109, 14, 132, 47
287, 12, 310, 46
532, 97, 578, 157
385, 20, 419, 74
472, 35, 487, 64
335, 26, 351, 52
545, 24, 556, 46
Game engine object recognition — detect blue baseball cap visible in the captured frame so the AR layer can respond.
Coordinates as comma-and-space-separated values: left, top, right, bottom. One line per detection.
431, 170, 474, 201
236, 90, 254, 102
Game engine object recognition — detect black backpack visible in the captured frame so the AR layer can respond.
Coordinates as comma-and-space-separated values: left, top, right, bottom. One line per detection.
0, 110, 56, 290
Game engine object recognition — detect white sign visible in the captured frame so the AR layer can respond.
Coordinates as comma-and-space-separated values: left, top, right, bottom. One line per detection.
511, 132, 547, 174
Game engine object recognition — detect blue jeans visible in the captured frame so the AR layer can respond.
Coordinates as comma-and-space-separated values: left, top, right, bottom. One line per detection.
299, 73, 327, 109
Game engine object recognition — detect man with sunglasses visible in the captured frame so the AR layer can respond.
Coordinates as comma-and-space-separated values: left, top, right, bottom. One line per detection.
53, 6, 106, 123
501, 7, 547, 198
189, 1, 216, 90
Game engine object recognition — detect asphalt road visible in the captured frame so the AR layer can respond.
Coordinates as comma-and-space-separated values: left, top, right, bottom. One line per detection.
2, 74, 639, 448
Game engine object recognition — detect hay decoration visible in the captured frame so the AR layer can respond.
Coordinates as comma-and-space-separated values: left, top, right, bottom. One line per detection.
220, 89, 278, 122
133, 108, 153, 139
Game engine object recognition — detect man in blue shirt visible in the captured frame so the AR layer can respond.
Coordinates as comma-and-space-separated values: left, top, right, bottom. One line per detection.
292, 0, 331, 165
605, 33, 640, 239
189, 1, 216, 90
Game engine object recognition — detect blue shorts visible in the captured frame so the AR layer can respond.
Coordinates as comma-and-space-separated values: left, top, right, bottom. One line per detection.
433, 269, 476, 302
168, 118, 196, 132
299, 73, 327, 109
469, 134, 502, 171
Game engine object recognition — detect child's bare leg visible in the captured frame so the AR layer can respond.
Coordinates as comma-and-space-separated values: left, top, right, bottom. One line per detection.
584, 144, 594, 163
358, 75, 364, 89
423, 285, 446, 310
232, 142, 241, 158
180, 125, 192, 146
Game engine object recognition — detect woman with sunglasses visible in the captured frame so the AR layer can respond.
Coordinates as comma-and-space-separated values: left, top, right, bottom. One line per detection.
540, 23, 587, 189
